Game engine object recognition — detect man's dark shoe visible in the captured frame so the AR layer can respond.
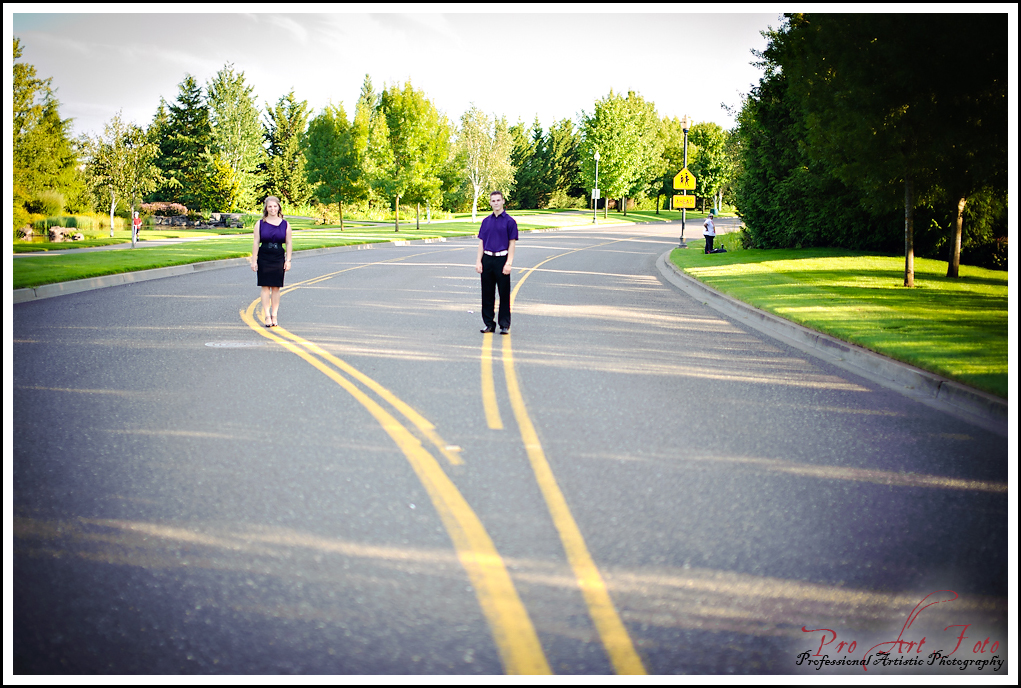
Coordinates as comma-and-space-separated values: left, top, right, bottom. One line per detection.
481, 325, 496, 333
500, 328, 510, 335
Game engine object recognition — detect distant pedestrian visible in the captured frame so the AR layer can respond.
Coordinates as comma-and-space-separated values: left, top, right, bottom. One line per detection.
132, 211, 142, 242
476, 191, 518, 334
251, 196, 292, 327
703, 211, 716, 254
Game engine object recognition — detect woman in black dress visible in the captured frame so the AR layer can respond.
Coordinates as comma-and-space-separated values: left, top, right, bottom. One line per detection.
250, 196, 292, 326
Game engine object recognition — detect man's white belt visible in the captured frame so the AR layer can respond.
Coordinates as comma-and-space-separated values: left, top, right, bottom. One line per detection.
483, 250, 508, 256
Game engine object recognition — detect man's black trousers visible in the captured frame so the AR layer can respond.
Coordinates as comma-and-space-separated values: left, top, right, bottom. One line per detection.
481, 254, 511, 330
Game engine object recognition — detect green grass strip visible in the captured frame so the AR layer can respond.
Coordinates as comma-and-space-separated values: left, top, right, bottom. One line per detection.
671, 239, 1007, 398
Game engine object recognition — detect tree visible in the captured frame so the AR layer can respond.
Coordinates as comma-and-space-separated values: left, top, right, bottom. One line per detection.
206, 63, 265, 210
305, 102, 369, 230
263, 90, 313, 208
782, 14, 1006, 284
13, 38, 80, 228
455, 106, 515, 221
150, 75, 212, 208
84, 112, 162, 243
377, 81, 451, 231
733, 21, 899, 253
544, 118, 584, 207
688, 122, 731, 213
509, 118, 547, 210
580, 90, 663, 216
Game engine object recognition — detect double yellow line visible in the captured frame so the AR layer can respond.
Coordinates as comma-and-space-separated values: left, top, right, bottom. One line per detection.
241, 297, 550, 674
483, 238, 647, 675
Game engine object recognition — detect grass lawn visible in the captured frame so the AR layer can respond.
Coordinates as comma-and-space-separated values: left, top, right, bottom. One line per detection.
670, 238, 1008, 398
12, 211, 611, 290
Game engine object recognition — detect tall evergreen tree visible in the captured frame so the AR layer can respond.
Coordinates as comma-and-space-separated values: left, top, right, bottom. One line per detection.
544, 118, 584, 206
509, 118, 547, 209
263, 90, 313, 207
206, 63, 265, 210
151, 75, 212, 208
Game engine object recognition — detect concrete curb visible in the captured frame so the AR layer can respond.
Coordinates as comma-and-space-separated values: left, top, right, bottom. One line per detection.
656, 251, 1008, 435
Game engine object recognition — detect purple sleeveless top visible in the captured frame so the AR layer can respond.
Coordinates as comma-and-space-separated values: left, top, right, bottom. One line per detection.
259, 219, 287, 243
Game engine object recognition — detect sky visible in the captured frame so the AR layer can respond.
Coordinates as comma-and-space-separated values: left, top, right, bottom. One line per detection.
8, 7, 781, 138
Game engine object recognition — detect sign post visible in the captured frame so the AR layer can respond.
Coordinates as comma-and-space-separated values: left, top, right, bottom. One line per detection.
673, 165, 697, 247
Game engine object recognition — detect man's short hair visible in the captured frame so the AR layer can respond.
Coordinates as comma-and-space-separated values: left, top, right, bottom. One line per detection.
490, 190, 504, 200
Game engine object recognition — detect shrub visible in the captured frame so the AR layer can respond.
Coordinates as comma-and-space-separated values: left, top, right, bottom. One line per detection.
27, 189, 66, 217
140, 201, 189, 216
547, 190, 587, 209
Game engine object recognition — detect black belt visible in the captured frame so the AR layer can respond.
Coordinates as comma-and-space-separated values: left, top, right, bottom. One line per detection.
261, 242, 282, 249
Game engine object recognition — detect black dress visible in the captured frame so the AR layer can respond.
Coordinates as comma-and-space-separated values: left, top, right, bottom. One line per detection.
256, 219, 287, 287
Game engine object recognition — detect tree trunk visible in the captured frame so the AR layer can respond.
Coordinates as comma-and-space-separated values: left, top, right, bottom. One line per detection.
416, 203, 420, 231
655, 192, 660, 215
109, 194, 116, 238
427, 201, 431, 224
904, 177, 914, 288
946, 196, 966, 278
394, 194, 400, 232
338, 200, 344, 231
130, 202, 136, 248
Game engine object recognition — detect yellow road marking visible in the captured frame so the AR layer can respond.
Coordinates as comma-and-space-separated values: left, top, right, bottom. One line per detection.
241, 301, 550, 674
271, 324, 463, 466
481, 332, 503, 429
496, 236, 648, 674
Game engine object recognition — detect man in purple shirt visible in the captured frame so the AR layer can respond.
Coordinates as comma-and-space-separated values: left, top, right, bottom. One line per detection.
475, 190, 518, 334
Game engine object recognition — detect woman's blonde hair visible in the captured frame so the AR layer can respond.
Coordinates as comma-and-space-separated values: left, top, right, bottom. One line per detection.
262, 196, 284, 220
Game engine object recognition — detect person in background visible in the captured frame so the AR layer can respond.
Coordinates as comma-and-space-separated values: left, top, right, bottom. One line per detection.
132, 211, 142, 242
475, 190, 517, 335
250, 196, 292, 327
703, 211, 716, 254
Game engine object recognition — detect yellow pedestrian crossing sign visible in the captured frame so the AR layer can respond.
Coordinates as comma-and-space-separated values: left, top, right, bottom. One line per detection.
673, 167, 696, 191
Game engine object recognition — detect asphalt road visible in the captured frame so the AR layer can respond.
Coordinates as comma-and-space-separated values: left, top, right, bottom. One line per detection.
13, 223, 1008, 675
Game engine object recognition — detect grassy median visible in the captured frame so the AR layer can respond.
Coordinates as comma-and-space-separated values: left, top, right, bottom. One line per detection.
12, 211, 624, 290
671, 237, 1007, 398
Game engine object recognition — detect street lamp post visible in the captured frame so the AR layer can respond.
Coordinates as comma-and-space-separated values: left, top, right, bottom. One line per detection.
592, 150, 600, 224
679, 114, 690, 248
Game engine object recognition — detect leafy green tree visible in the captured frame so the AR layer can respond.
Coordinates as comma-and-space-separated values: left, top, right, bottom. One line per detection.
650, 117, 698, 213
782, 13, 1006, 283
202, 155, 243, 214
580, 90, 663, 216
688, 122, 731, 213
377, 81, 451, 231
305, 102, 369, 230
206, 63, 265, 210
84, 112, 162, 242
263, 90, 313, 207
455, 106, 515, 221
150, 75, 212, 208
733, 21, 899, 253
13, 38, 80, 228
